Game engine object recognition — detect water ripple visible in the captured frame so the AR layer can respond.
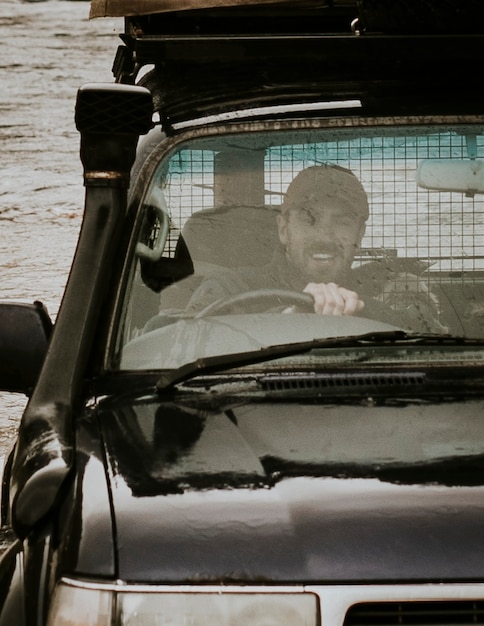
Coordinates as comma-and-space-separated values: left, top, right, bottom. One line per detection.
0, 0, 122, 450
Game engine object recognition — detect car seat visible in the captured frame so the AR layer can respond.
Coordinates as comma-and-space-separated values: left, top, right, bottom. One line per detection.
155, 204, 280, 311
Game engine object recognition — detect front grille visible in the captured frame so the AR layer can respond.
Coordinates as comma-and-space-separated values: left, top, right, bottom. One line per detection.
345, 602, 484, 626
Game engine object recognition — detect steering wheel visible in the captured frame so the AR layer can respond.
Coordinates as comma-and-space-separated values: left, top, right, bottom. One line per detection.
195, 289, 314, 317
195, 288, 403, 326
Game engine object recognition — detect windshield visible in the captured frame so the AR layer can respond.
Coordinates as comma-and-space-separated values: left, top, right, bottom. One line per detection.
114, 120, 484, 372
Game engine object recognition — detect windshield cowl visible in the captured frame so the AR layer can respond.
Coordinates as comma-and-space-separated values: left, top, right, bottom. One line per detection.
155, 331, 484, 391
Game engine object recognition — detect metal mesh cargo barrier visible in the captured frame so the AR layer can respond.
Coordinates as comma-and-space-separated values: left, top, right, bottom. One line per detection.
145, 124, 484, 334
162, 132, 484, 268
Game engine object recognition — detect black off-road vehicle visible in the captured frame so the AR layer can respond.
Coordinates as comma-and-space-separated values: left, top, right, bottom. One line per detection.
2, 1, 484, 624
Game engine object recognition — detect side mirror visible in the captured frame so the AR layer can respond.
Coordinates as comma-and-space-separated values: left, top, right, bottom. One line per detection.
0, 301, 52, 394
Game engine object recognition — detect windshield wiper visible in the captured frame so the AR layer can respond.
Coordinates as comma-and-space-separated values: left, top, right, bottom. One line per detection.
156, 330, 476, 391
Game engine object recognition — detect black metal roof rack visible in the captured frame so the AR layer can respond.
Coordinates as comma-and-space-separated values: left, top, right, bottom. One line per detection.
103, 0, 484, 131
107, 0, 484, 37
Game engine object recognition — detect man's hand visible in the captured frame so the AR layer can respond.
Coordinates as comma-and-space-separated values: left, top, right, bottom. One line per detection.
303, 282, 365, 316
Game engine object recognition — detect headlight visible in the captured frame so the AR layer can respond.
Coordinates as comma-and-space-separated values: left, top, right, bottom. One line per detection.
119, 591, 317, 626
47, 580, 319, 626
46, 583, 112, 626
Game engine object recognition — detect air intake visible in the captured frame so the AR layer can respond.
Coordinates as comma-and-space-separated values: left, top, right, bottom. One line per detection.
260, 371, 426, 392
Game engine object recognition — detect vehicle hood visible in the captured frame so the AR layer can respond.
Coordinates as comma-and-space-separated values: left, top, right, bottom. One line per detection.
96, 393, 484, 583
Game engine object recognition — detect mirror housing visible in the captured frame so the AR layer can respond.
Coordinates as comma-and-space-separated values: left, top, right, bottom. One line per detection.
417, 159, 484, 196
0, 301, 52, 394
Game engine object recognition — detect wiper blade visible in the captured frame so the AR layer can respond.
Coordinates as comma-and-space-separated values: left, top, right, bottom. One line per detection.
156, 329, 437, 391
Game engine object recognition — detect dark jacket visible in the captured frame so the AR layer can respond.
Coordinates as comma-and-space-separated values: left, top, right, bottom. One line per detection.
177, 247, 447, 334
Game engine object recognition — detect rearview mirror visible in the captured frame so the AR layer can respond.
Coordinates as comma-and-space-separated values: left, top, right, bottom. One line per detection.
417, 159, 484, 195
0, 301, 52, 394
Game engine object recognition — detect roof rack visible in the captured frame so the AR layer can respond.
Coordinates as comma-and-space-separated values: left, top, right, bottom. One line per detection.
92, 0, 484, 35
115, 35, 484, 132
100, 0, 484, 131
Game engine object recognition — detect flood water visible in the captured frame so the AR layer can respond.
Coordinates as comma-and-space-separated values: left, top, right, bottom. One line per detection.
0, 0, 122, 456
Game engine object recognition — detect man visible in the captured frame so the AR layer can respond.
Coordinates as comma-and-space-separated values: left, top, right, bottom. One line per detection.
274, 164, 367, 316
180, 164, 444, 332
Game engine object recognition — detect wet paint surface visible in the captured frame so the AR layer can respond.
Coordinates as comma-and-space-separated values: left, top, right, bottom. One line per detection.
79, 396, 484, 582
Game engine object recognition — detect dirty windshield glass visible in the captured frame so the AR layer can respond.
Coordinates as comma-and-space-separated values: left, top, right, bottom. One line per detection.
115, 123, 484, 371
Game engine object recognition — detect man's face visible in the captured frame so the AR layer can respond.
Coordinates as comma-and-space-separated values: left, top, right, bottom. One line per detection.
277, 201, 365, 284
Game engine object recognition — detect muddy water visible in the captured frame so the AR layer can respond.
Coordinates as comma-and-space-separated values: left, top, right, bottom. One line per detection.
0, 0, 122, 455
